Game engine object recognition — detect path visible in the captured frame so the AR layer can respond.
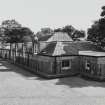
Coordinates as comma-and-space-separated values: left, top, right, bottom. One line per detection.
0, 59, 105, 105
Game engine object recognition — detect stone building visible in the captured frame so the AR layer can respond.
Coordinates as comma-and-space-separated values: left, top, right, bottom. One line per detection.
1, 32, 105, 80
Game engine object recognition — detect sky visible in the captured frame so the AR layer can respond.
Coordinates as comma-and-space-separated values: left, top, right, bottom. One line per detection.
0, 0, 104, 33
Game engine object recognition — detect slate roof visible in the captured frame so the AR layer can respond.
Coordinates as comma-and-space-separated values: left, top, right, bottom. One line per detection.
38, 32, 73, 42
38, 41, 104, 56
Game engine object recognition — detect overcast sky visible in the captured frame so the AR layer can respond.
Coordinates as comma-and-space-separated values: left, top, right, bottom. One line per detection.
0, 0, 104, 33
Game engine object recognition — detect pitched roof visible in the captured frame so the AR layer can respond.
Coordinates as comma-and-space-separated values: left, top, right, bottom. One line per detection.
38, 32, 73, 42
38, 41, 104, 56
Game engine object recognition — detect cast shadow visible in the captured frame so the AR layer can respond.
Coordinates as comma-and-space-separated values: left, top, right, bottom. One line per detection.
55, 75, 105, 88
0, 59, 45, 80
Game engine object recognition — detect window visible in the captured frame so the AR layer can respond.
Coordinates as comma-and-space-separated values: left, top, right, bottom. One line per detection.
61, 60, 71, 69
85, 60, 90, 70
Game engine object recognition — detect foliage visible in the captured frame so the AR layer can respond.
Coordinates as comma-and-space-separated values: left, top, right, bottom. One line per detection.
2, 19, 21, 29
54, 25, 85, 40
36, 28, 54, 38
87, 6, 105, 46
1, 20, 33, 43
101, 6, 105, 17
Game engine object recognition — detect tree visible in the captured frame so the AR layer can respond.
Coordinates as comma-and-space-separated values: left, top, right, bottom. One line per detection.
36, 28, 54, 38
62, 25, 75, 37
87, 21, 100, 42
0, 27, 5, 43
72, 30, 85, 40
54, 28, 62, 32
1, 19, 22, 60
1, 19, 22, 42
87, 6, 105, 46
2, 20, 34, 43
101, 6, 105, 18
54, 25, 85, 40
1, 19, 34, 60
2, 19, 21, 29
19, 27, 34, 42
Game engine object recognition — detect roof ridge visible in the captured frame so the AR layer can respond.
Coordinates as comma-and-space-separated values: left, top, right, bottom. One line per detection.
53, 42, 66, 56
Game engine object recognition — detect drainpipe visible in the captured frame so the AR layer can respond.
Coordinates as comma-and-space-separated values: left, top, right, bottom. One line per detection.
54, 57, 57, 74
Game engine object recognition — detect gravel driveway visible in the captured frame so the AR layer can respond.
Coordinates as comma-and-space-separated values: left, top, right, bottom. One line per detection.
0, 59, 105, 105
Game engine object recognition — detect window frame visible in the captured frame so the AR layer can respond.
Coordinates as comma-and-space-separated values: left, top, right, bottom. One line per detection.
61, 60, 71, 70
85, 60, 90, 70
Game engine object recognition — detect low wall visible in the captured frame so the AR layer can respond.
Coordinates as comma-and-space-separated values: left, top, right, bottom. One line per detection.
0, 49, 56, 78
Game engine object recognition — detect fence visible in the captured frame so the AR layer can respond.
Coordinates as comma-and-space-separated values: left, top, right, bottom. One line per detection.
0, 49, 39, 73
0, 49, 10, 59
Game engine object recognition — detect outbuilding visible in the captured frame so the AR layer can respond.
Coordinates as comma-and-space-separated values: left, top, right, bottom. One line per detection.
79, 51, 105, 80
34, 41, 80, 78
32, 41, 105, 78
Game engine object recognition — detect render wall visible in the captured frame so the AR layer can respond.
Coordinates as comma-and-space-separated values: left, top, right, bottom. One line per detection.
80, 56, 105, 79
32, 55, 55, 74
16, 54, 55, 74
1, 49, 105, 79
97, 57, 105, 77
55, 56, 80, 75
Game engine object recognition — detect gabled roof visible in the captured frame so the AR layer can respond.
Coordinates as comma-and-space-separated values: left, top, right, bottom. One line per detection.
38, 41, 104, 56
38, 32, 73, 42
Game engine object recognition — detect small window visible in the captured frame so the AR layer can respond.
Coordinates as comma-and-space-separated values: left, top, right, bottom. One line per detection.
85, 60, 90, 70
61, 60, 71, 69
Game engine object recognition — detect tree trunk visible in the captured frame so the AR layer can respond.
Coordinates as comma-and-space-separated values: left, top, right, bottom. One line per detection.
15, 43, 17, 63
32, 42, 35, 55
15, 43, 17, 57
10, 43, 12, 60
22, 43, 24, 56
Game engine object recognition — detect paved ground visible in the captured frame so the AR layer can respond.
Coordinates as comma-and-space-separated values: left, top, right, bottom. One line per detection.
0, 59, 105, 105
